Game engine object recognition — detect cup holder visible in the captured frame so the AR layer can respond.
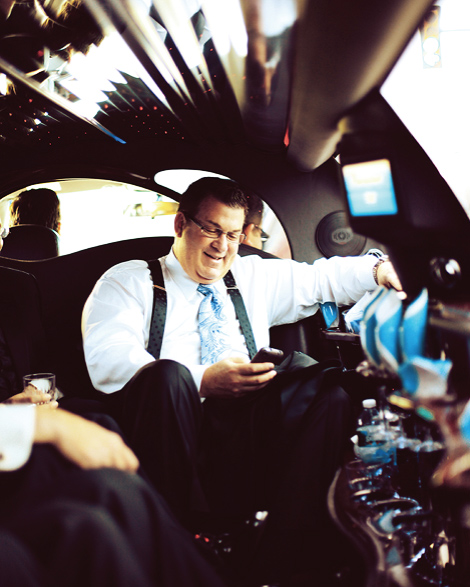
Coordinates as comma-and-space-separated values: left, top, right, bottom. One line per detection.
392, 508, 433, 528
351, 485, 397, 505
367, 499, 423, 538
368, 497, 420, 515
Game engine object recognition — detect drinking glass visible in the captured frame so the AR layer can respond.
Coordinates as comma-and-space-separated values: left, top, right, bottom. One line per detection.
23, 373, 56, 403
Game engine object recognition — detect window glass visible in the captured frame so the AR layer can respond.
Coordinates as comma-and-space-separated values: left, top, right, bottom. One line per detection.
381, 0, 470, 217
0, 171, 291, 258
0, 180, 177, 256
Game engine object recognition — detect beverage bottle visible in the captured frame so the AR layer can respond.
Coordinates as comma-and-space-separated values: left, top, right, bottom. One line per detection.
355, 399, 392, 464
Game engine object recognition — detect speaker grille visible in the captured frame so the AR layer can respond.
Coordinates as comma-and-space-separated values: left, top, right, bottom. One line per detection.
315, 211, 367, 257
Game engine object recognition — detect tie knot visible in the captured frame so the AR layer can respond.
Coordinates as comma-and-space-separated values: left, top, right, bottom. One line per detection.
197, 283, 216, 297
197, 283, 223, 310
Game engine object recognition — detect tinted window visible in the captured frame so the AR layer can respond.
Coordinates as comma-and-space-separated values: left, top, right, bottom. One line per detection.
0, 172, 291, 258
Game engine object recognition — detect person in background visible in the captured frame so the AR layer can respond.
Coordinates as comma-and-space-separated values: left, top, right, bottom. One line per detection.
242, 192, 269, 250
82, 177, 402, 586
0, 221, 230, 587
10, 188, 61, 234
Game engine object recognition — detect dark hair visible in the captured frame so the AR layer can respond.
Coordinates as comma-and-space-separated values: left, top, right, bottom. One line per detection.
244, 192, 264, 228
178, 177, 248, 219
10, 188, 61, 232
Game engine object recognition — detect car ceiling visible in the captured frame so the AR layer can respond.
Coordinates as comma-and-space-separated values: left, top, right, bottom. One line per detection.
7, 0, 463, 274
0, 0, 435, 174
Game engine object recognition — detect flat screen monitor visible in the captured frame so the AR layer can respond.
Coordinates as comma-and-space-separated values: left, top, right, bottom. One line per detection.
342, 158, 399, 217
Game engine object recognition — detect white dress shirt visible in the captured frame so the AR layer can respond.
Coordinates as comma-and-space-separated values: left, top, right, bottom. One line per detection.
82, 249, 378, 394
0, 404, 36, 471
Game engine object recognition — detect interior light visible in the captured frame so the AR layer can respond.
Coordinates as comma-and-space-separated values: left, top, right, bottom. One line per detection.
82, 41, 128, 85
83, 32, 171, 106
201, 0, 247, 105
152, 0, 207, 71
82, 0, 186, 113
65, 51, 117, 93
71, 99, 101, 119
0, 73, 8, 95
59, 77, 109, 104
202, 0, 247, 57
420, 5, 442, 69
112, 0, 188, 90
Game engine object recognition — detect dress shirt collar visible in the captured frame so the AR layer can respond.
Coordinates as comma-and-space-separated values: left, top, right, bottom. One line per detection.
167, 248, 227, 299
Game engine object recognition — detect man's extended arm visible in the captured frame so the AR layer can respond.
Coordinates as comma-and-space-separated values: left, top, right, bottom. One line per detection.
0, 404, 139, 472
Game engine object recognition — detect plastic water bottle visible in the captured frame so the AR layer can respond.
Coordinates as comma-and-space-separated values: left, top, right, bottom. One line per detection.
355, 399, 392, 464
356, 399, 381, 441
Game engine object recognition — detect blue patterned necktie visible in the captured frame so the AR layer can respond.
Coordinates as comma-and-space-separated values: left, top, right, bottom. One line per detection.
197, 284, 230, 364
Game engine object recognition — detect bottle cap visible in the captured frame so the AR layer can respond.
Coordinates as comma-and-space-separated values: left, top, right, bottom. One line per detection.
362, 399, 377, 409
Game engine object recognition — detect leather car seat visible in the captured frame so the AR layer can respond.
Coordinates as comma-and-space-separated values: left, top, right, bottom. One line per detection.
0, 225, 60, 260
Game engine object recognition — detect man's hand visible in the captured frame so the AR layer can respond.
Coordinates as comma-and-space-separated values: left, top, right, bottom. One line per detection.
4, 385, 59, 408
200, 356, 277, 399
34, 408, 139, 472
376, 260, 404, 293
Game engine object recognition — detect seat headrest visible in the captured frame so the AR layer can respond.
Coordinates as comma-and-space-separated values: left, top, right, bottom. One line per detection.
1, 224, 60, 260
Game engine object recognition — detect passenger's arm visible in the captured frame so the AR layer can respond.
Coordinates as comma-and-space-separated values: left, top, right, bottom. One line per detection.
0, 405, 139, 472
235, 254, 383, 329
82, 262, 155, 394
34, 408, 139, 472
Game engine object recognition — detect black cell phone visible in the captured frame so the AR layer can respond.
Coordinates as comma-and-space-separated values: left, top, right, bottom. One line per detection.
251, 347, 285, 365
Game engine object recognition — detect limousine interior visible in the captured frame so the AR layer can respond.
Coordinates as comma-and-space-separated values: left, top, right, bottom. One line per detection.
1, 0, 470, 585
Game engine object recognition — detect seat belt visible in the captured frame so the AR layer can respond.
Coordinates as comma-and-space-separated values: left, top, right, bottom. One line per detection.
147, 259, 257, 360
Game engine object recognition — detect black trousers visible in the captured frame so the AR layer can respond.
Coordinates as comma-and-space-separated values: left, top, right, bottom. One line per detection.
0, 530, 41, 587
0, 446, 229, 587
105, 354, 353, 584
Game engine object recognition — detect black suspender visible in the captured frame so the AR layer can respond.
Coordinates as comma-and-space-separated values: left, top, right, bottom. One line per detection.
222, 270, 257, 360
147, 259, 167, 360
147, 259, 257, 360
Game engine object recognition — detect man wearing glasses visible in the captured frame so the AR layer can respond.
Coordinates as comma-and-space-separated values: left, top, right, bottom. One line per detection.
82, 177, 401, 586
0, 220, 231, 587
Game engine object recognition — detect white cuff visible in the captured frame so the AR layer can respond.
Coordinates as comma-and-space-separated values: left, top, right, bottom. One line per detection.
0, 404, 36, 470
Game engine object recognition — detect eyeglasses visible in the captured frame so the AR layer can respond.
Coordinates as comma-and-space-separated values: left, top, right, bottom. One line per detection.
255, 225, 270, 242
186, 215, 246, 244
0, 227, 9, 239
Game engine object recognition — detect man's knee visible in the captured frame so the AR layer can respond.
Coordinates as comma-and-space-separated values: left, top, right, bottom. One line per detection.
319, 383, 352, 417
134, 359, 193, 387
121, 360, 202, 430
300, 383, 352, 435
325, 383, 351, 408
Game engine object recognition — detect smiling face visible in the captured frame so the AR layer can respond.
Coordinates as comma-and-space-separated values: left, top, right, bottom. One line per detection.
173, 196, 245, 284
